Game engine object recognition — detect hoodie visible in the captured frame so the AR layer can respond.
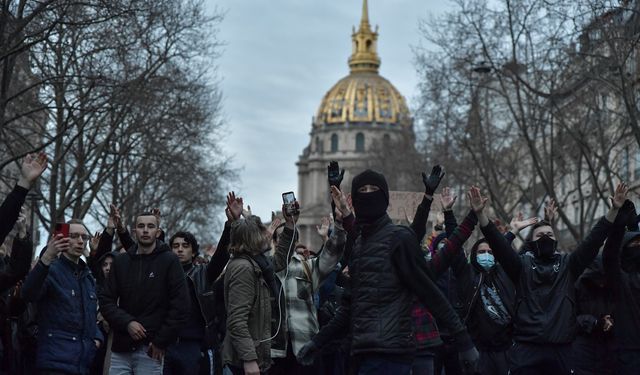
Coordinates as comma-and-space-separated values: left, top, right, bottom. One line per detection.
453, 238, 516, 351
603, 230, 640, 350
98, 240, 190, 352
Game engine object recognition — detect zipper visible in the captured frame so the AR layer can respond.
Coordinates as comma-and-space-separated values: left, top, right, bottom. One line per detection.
463, 272, 484, 324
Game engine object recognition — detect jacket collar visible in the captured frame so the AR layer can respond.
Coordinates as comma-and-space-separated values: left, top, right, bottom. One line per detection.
358, 214, 392, 238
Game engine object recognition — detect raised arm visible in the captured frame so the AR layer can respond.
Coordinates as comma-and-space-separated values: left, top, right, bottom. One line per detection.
568, 183, 627, 277
22, 234, 67, 302
428, 208, 478, 278
473, 187, 523, 283
410, 165, 445, 242
0, 153, 47, 244
314, 186, 349, 281
506, 212, 539, 246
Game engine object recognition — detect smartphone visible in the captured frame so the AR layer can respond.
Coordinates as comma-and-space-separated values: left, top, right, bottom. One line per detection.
54, 223, 70, 238
282, 191, 299, 216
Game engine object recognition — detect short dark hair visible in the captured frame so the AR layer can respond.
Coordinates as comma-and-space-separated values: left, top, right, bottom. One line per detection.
135, 212, 159, 226
169, 231, 200, 257
525, 220, 553, 242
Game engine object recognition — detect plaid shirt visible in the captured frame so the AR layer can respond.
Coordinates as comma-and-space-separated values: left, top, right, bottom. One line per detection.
271, 221, 347, 358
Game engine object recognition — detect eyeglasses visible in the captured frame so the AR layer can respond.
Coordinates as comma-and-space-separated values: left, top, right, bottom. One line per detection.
69, 233, 90, 241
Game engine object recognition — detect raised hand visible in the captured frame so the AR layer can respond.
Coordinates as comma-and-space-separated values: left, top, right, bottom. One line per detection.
330, 185, 351, 219
328, 161, 345, 187
544, 199, 558, 223
242, 205, 252, 218
509, 211, 539, 234
42, 234, 70, 266
15, 208, 28, 239
316, 216, 331, 242
18, 152, 48, 189
440, 186, 457, 211
89, 231, 101, 255
226, 192, 243, 221
267, 217, 283, 238
467, 186, 488, 213
611, 182, 629, 209
422, 165, 446, 196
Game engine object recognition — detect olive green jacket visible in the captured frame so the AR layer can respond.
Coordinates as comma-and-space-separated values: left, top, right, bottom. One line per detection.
222, 255, 272, 372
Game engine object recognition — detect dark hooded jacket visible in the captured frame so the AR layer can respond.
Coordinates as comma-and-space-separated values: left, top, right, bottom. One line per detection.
603, 230, 640, 350
453, 238, 515, 352
480, 216, 613, 344
98, 240, 190, 352
575, 255, 614, 339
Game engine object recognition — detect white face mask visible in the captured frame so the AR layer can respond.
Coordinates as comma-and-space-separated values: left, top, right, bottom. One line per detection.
476, 253, 495, 270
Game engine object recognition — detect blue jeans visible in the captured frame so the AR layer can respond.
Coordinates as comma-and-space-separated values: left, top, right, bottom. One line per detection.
109, 345, 163, 375
357, 357, 411, 375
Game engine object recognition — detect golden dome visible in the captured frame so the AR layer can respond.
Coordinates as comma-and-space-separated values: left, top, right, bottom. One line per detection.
315, 0, 411, 126
316, 72, 410, 125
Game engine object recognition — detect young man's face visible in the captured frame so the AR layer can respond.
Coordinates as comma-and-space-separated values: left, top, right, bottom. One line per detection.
171, 237, 194, 264
532, 225, 556, 241
68, 223, 89, 259
102, 257, 113, 278
135, 215, 160, 246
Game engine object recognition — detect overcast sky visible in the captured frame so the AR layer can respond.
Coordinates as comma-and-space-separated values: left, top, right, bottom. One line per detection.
206, 0, 453, 221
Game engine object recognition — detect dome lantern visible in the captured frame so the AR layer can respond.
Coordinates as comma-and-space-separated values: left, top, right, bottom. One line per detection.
349, 0, 380, 73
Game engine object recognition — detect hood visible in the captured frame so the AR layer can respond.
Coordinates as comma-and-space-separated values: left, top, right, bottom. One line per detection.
98, 250, 119, 264
428, 232, 448, 255
469, 238, 490, 273
576, 254, 606, 288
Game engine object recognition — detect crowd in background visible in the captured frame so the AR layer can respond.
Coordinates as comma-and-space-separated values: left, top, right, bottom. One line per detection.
0, 154, 639, 375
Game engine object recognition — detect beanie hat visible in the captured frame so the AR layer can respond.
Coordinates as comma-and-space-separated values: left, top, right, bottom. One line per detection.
351, 169, 389, 204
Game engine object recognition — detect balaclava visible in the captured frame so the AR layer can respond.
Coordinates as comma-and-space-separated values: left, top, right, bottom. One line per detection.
351, 169, 389, 224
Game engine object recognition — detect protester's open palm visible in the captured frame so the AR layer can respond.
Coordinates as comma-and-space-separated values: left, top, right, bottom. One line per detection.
467, 186, 488, 213
611, 182, 629, 209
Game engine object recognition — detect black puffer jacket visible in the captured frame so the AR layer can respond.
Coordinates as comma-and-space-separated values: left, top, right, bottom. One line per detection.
99, 240, 190, 352
454, 239, 515, 351
349, 217, 415, 355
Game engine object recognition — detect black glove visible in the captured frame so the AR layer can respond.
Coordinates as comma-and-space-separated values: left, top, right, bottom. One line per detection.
458, 346, 480, 374
422, 165, 446, 195
328, 161, 345, 188
297, 341, 318, 366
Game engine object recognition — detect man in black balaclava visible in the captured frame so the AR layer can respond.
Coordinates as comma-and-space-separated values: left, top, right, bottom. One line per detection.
474, 183, 630, 374
602, 199, 640, 375
299, 169, 479, 375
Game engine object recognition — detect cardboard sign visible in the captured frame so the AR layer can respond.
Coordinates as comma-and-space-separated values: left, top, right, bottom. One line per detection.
387, 191, 442, 221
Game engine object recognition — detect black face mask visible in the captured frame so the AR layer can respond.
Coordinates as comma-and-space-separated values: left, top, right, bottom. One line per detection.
352, 190, 388, 224
532, 235, 557, 259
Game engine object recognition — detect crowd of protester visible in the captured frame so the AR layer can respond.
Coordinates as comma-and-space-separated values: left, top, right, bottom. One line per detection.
1, 153, 640, 374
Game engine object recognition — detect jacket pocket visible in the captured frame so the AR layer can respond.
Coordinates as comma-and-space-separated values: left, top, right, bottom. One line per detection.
40, 330, 83, 368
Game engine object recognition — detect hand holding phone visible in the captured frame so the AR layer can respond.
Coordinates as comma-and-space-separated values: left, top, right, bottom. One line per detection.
282, 191, 300, 217
54, 223, 70, 238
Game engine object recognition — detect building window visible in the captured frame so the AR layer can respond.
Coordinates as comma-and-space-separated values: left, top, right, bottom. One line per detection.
355, 133, 365, 152
331, 134, 338, 152
315, 137, 323, 153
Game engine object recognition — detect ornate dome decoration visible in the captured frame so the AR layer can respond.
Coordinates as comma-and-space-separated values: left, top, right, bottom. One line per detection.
315, 0, 411, 126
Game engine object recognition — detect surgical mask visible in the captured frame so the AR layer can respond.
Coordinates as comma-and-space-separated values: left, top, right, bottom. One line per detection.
533, 235, 557, 259
476, 253, 495, 270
